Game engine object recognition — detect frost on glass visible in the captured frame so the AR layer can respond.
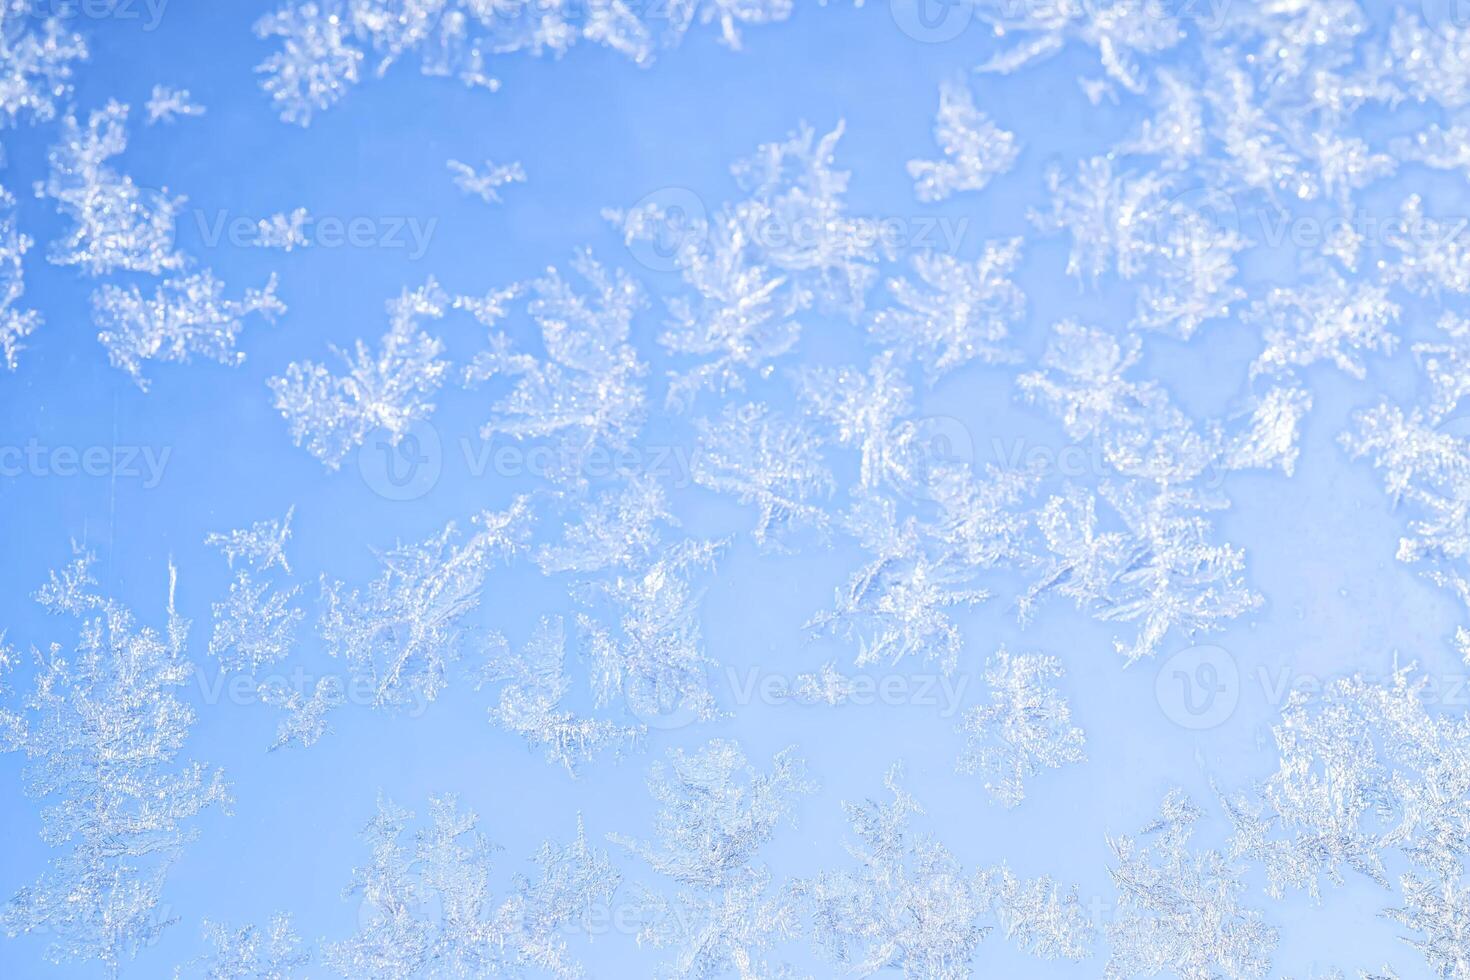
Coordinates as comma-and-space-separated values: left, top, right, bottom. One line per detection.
318, 500, 532, 710
575, 538, 723, 725
36, 101, 185, 276
447, 158, 526, 204
907, 80, 1019, 203
479, 616, 641, 773
463, 251, 646, 486
871, 240, 1024, 382
609, 740, 811, 979
1, 552, 229, 976
0, 184, 40, 370
93, 271, 286, 390
261, 675, 344, 751
691, 401, 833, 548
270, 279, 450, 469
253, 0, 802, 125
535, 476, 676, 575
325, 795, 618, 978
255, 208, 311, 251
1248, 271, 1399, 380
176, 914, 309, 979
956, 646, 1085, 807
1106, 790, 1276, 980
205, 509, 302, 675
145, 85, 205, 125
0, 4, 87, 128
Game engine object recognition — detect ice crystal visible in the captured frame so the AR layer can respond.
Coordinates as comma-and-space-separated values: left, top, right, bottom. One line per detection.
260, 675, 344, 750
325, 795, 618, 978
691, 401, 833, 547
576, 538, 723, 724
1249, 269, 1397, 382
1385, 874, 1470, 980
480, 616, 641, 773
534, 476, 676, 575
907, 80, 1019, 203
976, 0, 1183, 96
145, 85, 205, 124
0, 5, 87, 128
205, 508, 296, 574
957, 647, 1085, 808
179, 914, 309, 979
2, 555, 229, 976
36, 101, 186, 276
796, 766, 992, 979
448, 158, 526, 204
319, 501, 532, 710
465, 251, 646, 483
93, 271, 285, 389
1106, 790, 1277, 980
0, 184, 40, 370
254, 208, 311, 251
270, 278, 449, 469
209, 574, 303, 675
611, 741, 811, 979
871, 240, 1024, 381
982, 865, 1094, 962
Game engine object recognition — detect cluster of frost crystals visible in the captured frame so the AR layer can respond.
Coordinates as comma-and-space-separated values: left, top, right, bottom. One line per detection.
534, 476, 675, 575
145, 85, 205, 125
463, 252, 646, 485
319, 500, 532, 710
956, 647, 1085, 808
981, 865, 1095, 963
1223, 664, 1470, 919
93, 271, 286, 389
1385, 874, 1470, 980
795, 766, 990, 978
1106, 790, 1276, 980
326, 795, 618, 978
254, 208, 311, 251
576, 538, 723, 725
270, 278, 449, 469
0, 3, 87, 128
907, 80, 1018, 202
177, 914, 309, 979
479, 616, 640, 773
1016, 321, 1296, 661
35, 101, 185, 276
205, 509, 302, 675
447, 158, 525, 204
611, 741, 812, 979
871, 240, 1023, 382
254, 0, 800, 124
0, 552, 229, 975
260, 675, 344, 751
976, 0, 1183, 96
608, 122, 878, 410
1249, 271, 1400, 380
1030, 156, 1248, 339
0, 185, 40, 370
691, 401, 833, 548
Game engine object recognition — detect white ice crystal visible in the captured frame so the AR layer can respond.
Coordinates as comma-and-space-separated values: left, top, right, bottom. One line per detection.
318, 500, 532, 709
37, 101, 186, 276
270, 278, 449, 469
254, 208, 311, 251
1106, 790, 1277, 980
907, 80, 1019, 203
0, 184, 40, 370
93, 271, 285, 389
205, 508, 296, 573
0, 4, 87, 128
447, 158, 526, 204
1, 554, 229, 975
178, 914, 309, 979
260, 675, 344, 750
956, 647, 1085, 808
145, 85, 205, 124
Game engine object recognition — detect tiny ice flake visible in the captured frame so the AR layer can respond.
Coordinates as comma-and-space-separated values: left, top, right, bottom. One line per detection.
956, 647, 1085, 808
93, 271, 285, 390
447, 158, 526, 204
205, 508, 296, 573
907, 80, 1019, 203
145, 84, 205, 124
254, 207, 311, 251
0, 184, 40, 370
270, 278, 449, 469
260, 675, 344, 750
